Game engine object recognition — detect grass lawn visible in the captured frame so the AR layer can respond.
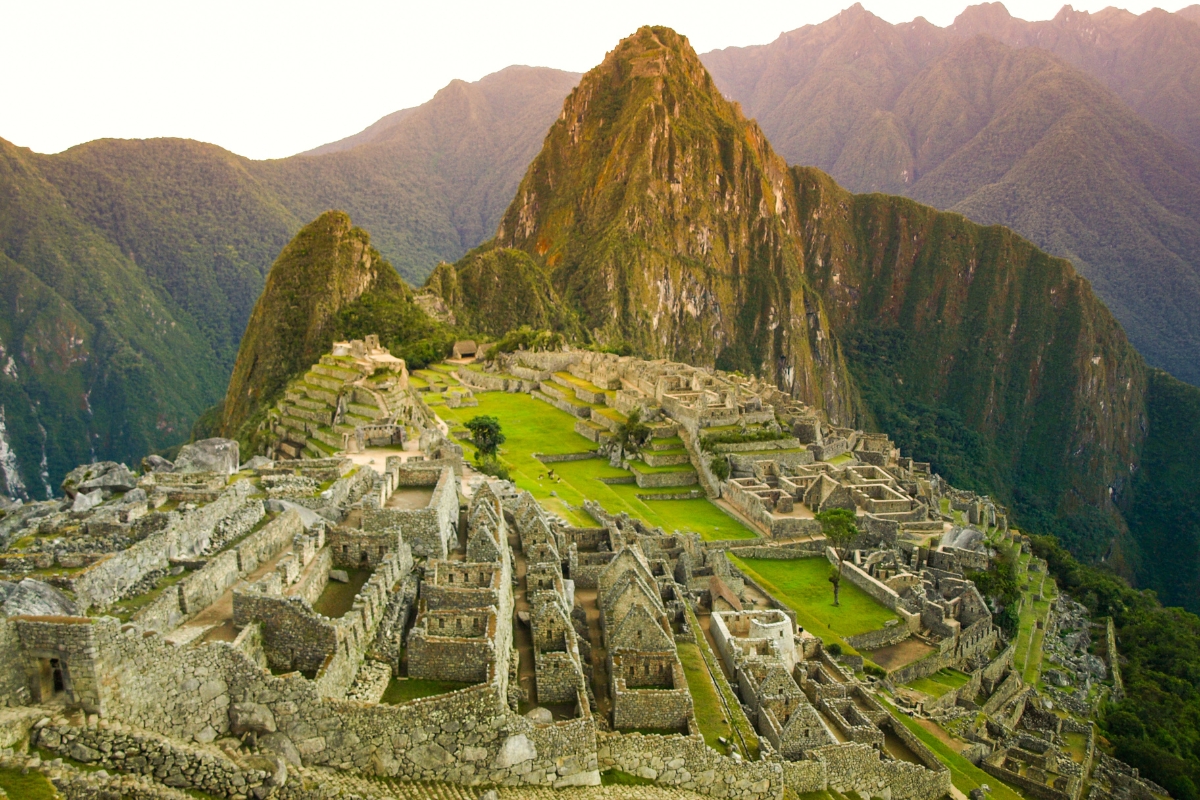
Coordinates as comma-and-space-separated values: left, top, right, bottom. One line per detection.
730, 556, 898, 651
908, 668, 972, 699
0, 766, 57, 800
436, 389, 756, 540
682, 602, 761, 759
880, 696, 1026, 800
381, 678, 474, 704
601, 769, 656, 786
313, 568, 372, 618
677, 641, 736, 752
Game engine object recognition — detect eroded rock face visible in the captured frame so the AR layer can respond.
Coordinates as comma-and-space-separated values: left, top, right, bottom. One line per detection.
174, 438, 240, 476
0, 578, 78, 617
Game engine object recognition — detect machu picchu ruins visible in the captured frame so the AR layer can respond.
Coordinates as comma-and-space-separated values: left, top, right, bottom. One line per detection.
0, 341, 1171, 800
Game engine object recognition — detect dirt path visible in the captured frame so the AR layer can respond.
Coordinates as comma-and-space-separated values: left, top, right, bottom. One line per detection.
574, 586, 611, 719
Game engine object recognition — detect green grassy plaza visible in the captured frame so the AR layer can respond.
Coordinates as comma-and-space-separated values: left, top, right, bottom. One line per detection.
907, 668, 972, 699
729, 555, 899, 652
381, 677, 474, 704
434, 387, 756, 540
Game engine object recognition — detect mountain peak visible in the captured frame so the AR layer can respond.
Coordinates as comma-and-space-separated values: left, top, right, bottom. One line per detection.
221, 210, 403, 439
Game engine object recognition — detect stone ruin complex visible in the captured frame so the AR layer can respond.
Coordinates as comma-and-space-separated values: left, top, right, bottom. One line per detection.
0, 342, 1169, 800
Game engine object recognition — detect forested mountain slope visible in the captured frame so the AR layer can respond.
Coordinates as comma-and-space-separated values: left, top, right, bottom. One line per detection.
701, 4, 1200, 386
0, 66, 575, 494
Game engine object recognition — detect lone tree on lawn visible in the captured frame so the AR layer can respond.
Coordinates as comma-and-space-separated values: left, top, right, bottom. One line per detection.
817, 507, 859, 607
465, 415, 505, 459
616, 407, 652, 454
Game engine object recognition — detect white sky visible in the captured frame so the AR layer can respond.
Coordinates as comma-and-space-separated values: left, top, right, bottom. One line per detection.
2, 0, 1193, 160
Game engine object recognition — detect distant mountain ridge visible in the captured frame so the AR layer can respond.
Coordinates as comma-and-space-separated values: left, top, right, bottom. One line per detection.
701, 3, 1200, 386
0, 65, 577, 496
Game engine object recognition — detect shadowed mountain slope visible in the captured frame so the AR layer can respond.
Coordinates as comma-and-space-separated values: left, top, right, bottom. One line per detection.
702, 4, 1200, 386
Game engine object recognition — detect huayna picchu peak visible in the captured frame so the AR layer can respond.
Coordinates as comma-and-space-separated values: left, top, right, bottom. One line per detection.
4, 10, 1200, 800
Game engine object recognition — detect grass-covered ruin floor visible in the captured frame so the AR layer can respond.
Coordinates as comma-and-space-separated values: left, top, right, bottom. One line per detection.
907, 668, 971, 699
730, 556, 899, 651
436, 388, 756, 540
0, 766, 57, 800
879, 696, 1025, 800
381, 678, 474, 704
676, 640, 736, 753
313, 568, 372, 619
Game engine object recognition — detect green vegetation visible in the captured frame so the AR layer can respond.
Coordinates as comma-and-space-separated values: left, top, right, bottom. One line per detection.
312, 568, 372, 619
730, 556, 898, 650
0, 765, 57, 800
600, 769, 656, 786
709, 455, 730, 481
907, 669, 971, 699
968, 545, 1021, 636
1032, 533, 1200, 800
464, 415, 505, 457
615, 407, 652, 453
879, 695, 1025, 800
817, 508, 858, 606
381, 677, 474, 704
435, 388, 756, 540
676, 641, 736, 751
700, 427, 788, 449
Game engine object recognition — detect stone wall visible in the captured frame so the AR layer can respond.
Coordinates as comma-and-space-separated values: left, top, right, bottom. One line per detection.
845, 623, 910, 651
180, 550, 241, 615
810, 741, 949, 800
598, 731, 783, 799
15, 616, 106, 712
0, 617, 30, 706
237, 511, 304, 573
362, 467, 457, 559
34, 722, 277, 799
71, 481, 255, 612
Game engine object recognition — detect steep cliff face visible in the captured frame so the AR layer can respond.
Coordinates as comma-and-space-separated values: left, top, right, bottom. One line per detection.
423, 248, 582, 339
221, 211, 404, 438
485, 27, 857, 421
792, 168, 1147, 556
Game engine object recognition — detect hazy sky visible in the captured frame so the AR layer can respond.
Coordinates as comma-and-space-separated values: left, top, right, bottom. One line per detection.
3, 0, 1193, 160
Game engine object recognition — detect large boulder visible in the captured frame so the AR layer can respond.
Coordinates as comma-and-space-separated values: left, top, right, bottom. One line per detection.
258, 732, 301, 768
264, 500, 323, 529
61, 461, 134, 498
141, 454, 174, 473
229, 702, 276, 736
174, 438, 240, 476
71, 490, 104, 513
79, 464, 137, 494
240, 456, 274, 472
0, 578, 79, 617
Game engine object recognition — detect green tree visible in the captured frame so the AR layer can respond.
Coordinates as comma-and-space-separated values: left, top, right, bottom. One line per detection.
616, 408, 652, 454
817, 508, 859, 606
465, 415, 506, 458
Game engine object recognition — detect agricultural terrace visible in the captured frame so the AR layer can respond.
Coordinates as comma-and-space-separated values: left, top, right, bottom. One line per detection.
730, 555, 899, 654
434, 385, 757, 541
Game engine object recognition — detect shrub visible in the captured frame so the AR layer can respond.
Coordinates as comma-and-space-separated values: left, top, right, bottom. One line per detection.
827, 642, 843, 656
474, 456, 510, 481
709, 455, 730, 481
